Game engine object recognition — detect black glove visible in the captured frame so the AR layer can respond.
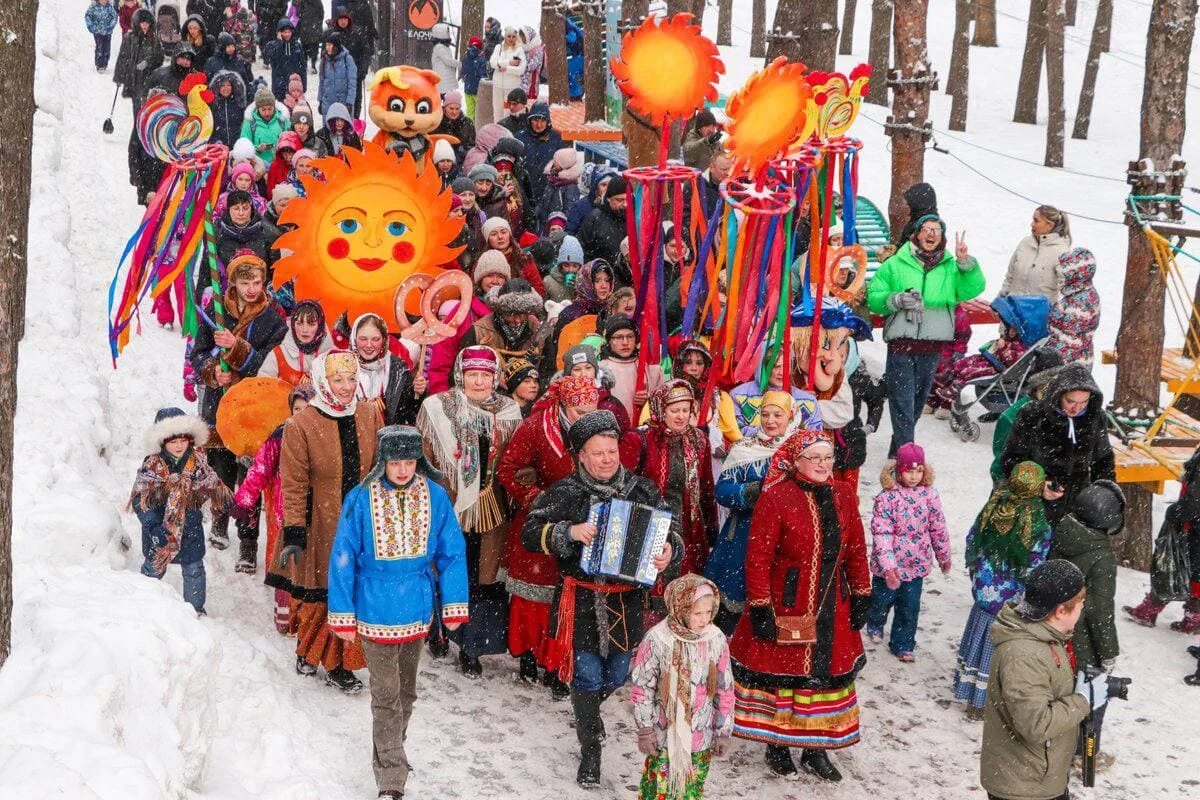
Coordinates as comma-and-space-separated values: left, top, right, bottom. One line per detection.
749, 604, 777, 641
707, 132, 722, 145
743, 481, 762, 505
850, 595, 871, 631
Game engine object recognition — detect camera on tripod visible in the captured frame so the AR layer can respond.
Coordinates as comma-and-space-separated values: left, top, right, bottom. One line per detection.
1083, 664, 1131, 701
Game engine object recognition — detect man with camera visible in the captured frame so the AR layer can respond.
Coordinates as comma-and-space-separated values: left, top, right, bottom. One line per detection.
980, 560, 1121, 800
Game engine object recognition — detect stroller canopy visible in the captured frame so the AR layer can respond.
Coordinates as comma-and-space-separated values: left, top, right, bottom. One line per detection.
990, 295, 1050, 347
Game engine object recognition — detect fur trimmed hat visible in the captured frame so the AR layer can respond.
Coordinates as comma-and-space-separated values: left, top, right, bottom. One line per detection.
227, 250, 267, 282
473, 249, 511, 284
145, 407, 209, 455
491, 278, 543, 317
362, 424, 444, 484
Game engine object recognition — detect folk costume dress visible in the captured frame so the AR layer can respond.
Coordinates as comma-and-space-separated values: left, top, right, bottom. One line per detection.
280, 351, 383, 672
351, 313, 421, 426
728, 429, 873, 751
495, 375, 599, 673
705, 391, 794, 634
257, 299, 333, 387
417, 346, 523, 660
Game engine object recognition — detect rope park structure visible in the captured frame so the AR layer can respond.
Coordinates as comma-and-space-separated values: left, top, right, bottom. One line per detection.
608, 13, 871, 417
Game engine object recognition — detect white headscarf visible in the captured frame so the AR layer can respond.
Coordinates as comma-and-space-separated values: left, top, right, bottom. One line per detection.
309, 350, 359, 418
351, 313, 391, 401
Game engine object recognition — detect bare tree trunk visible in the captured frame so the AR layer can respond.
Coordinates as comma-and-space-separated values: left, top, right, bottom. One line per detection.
866, 0, 893, 105
886, 0, 932, 238
841, 0, 859, 55
1013, 0, 1048, 124
1044, 0, 1065, 165
973, 0, 998, 45
1113, 0, 1198, 570
1072, 0, 1113, 139
770, 0, 838, 71
948, 0, 971, 130
946, 0, 970, 95
1065, 0, 1077, 25
717, 0, 733, 45
751, 0, 767, 58
461, 0, 486, 57
0, 0, 35, 669
691, 0, 707, 23
542, 2, 569, 105
378, 0, 392, 65
582, 5, 606, 123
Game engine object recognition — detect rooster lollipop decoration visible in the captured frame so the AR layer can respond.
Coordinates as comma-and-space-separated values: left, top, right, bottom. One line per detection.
109, 72, 230, 363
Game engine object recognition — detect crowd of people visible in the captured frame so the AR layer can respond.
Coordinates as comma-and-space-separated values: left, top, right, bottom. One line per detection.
104, 4, 1198, 800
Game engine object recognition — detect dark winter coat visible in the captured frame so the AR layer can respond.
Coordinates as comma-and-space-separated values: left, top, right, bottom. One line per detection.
461, 44, 488, 94
179, 14, 215, 65
435, 113, 477, 163
537, 179, 581, 236
373, 354, 421, 426
325, 21, 368, 72
203, 42, 254, 88
578, 202, 627, 266
254, 0, 287, 45
127, 127, 166, 204
190, 305, 288, 428
341, 0, 378, 55
296, 0, 325, 48
215, 208, 282, 269
566, 168, 613, 234
1049, 514, 1118, 668
185, 0, 224, 36
114, 12, 166, 104
208, 71, 248, 147
521, 468, 684, 655
317, 45, 357, 114
1000, 365, 1116, 525
516, 107, 564, 199
146, 61, 197, 98
262, 25, 308, 100
499, 110, 528, 137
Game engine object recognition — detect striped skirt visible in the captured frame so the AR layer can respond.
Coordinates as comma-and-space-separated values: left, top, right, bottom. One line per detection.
953, 604, 997, 709
732, 682, 860, 750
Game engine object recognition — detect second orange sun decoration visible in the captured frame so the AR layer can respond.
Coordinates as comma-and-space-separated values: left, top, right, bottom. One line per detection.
724, 57, 815, 177
609, 13, 723, 126
273, 142, 464, 328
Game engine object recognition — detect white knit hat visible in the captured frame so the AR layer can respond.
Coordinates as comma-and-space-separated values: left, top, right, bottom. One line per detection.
481, 216, 511, 240
433, 138, 456, 164
473, 249, 511, 284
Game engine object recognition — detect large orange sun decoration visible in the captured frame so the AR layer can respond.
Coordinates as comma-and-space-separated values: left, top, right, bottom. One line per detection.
610, 13, 722, 148
724, 57, 815, 179
273, 142, 463, 328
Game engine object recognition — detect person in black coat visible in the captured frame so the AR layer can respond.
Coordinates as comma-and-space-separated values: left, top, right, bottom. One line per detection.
579, 175, 628, 266
179, 14, 215, 66
146, 47, 199, 97
254, 0, 288, 53
327, 5, 370, 117
262, 18, 307, 100
215, 191, 282, 271
434, 90, 477, 163
517, 102, 563, 200
207, 70, 247, 148
186, 0, 225, 36
1000, 364, 1116, 526
296, 0, 324, 71
203, 32, 254, 87
521, 411, 682, 788
113, 9, 165, 111
127, 116, 166, 205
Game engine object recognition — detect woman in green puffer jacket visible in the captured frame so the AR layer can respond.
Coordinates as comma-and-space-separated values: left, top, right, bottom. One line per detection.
866, 213, 986, 456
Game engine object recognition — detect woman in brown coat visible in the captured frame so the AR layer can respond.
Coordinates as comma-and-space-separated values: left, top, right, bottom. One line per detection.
279, 350, 382, 693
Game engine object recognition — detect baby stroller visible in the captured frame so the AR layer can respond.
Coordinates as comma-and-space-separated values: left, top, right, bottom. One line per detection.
949, 295, 1051, 442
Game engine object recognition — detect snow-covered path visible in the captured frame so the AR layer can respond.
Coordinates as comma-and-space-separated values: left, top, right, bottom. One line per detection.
2, 1, 1199, 798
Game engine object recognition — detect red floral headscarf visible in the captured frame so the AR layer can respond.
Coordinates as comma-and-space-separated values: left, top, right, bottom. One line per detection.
763, 427, 834, 490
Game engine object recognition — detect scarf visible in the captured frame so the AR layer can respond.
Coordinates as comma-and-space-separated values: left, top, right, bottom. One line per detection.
968, 461, 1048, 571
572, 259, 613, 315
647, 380, 705, 508
223, 286, 268, 339
763, 427, 834, 491
130, 449, 231, 571
497, 316, 531, 349
309, 350, 359, 418
909, 238, 945, 271
657, 574, 724, 797
351, 313, 393, 401
720, 428, 788, 477
575, 462, 629, 501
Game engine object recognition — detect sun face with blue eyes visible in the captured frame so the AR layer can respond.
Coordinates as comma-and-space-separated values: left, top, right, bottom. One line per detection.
273, 142, 465, 327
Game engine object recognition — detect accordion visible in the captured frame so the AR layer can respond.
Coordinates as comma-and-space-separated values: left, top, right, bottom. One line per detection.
580, 499, 673, 587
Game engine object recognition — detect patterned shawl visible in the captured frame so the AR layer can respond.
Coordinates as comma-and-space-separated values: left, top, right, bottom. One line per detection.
968, 461, 1048, 571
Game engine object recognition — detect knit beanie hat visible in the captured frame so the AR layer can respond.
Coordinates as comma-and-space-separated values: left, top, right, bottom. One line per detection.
562, 343, 599, 373
468, 163, 499, 183
527, 238, 557, 271
895, 442, 925, 473
450, 194, 464, 211
603, 313, 637, 340
272, 182, 300, 204
433, 138, 456, 163
502, 357, 538, 391
444, 90, 464, 107
557, 235, 583, 265
451, 176, 475, 195
291, 108, 313, 128
547, 211, 568, 229
1016, 559, 1086, 621
473, 249, 511, 284
481, 216, 511, 240
606, 175, 628, 198
254, 83, 275, 108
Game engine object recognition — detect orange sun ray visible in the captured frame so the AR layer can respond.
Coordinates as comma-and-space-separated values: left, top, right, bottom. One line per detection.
609, 13, 724, 125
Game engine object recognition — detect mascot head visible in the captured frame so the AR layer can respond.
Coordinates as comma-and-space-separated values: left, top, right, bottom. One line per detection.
790, 299, 871, 398
368, 66, 444, 138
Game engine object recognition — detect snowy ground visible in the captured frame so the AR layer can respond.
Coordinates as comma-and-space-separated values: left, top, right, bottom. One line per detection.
1, 1, 1198, 798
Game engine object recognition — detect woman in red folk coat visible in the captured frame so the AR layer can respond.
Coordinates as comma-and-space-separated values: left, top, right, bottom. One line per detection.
496, 375, 599, 699
728, 427, 872, 783
626, 379, 717, 580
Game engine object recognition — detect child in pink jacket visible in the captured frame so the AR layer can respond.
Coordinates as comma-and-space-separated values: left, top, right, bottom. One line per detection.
630, 575, 734, 800
866, 442, 952, 661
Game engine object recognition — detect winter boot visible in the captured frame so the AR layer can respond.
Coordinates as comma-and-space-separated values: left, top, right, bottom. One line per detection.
427, 631, 449, 658
295, 655, 317, 677
459, 649, 482, 678
235, 538, 257, 574
208, 514, 230, 550
572, 690, 604, 787
543, 670, 571, 700
1187, 644, 1200, 660
518, 651, 539, 684
1170, 598, 1200, 633
764, 744, 797, 776
800, 749, 842, 782
1123, 593, 1167, 627
325, 667, 364, 694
